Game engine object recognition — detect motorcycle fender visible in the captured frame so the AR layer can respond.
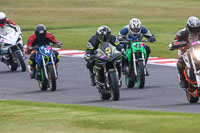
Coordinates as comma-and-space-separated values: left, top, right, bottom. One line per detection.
108, 69, 116, 74
125, 48, 132, 62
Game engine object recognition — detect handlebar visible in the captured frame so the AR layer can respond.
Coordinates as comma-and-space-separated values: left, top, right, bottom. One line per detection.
119, 40, 149, 44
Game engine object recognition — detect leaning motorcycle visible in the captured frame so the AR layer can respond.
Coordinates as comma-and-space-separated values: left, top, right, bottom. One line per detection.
0, 26, 26, 71
180, 41, 200, 103
29, 44, 60, 91
120, 40, 148, 89
92, 42, 122, 101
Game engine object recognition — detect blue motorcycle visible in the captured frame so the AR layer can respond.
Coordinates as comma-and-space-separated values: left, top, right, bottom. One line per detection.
32, 45, 60, 91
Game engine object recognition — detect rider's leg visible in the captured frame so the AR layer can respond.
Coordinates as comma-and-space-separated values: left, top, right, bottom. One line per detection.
120, 43, 126, 73
28, 52, 36, 79
53, 50, 60, 68
86, 62, 96, 86
144, 44, 151, 76
177, 56, 187, 88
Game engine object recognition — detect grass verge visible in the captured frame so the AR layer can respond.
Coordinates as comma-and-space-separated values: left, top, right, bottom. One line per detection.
0, 100, 200, 133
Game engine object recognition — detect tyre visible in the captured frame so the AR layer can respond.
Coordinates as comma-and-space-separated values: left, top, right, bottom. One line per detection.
8, 64, 18, 71
109, 71, 120, 101
125, 59, 135, 88
15, 51, 26, 72
186, 88, 199, 103
47, 64, 57, 91
38, 68, 48, 91
137, 61, 145, 89
99, 91, 111, 100
125, 75, 135, 88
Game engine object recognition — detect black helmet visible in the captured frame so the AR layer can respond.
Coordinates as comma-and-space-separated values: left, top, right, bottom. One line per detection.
96, 25, 111, 42
35, 24, 46, 40
186, 16, 200, 33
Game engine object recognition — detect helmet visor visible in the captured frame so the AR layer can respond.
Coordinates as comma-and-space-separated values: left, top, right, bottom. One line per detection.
0, 18, 6, 27
130, 28, 140, 33
98, 32, 111, 42
188, 26, 200, 33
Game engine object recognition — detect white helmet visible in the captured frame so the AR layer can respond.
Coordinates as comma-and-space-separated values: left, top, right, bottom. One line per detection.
129, 18, 141, 36
186, 16, 200, 33
0, 12, 6, 27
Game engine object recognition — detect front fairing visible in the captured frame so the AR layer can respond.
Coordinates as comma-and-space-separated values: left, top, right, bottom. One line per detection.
35, 45, 56, 68
95, 42, 121, 64
126, 42, 147, 62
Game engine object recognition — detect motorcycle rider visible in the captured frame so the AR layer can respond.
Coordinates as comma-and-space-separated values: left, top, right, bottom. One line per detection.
0, 12, 24, 53
27, 24, 62, 79
169, 16, 200, 88
84, 25, 123, 86
118, 18, 156, 75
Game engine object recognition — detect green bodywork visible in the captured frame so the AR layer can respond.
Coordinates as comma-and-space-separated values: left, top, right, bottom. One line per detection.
125, 42, 147, 62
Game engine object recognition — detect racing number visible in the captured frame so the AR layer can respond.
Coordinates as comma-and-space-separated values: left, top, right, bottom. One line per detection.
105, 47, 111, 54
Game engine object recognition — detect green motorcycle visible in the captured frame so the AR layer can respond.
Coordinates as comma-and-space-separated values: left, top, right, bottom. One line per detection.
121, 40, 148, 89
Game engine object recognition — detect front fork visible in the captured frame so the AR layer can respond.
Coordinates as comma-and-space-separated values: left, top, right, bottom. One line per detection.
132, 53, 146, 76
42, 54, 58, 79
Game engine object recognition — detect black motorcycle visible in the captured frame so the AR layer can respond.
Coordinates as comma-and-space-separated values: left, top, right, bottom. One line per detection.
91, 42, 122, 101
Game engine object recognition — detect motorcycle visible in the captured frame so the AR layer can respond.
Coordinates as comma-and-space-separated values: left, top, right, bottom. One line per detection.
181, 41, 200, 103
91, 42, 122, 101
120, 40, 148, 89
0, 26, 26, 71
29, 44, 61, 91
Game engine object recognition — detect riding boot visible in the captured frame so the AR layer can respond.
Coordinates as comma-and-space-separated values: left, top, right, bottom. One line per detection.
121, 56, 125, 74
145, 57, 150, 76
177, 61, 187, 88
29, 65, 35, 79
89, 68, 96, 86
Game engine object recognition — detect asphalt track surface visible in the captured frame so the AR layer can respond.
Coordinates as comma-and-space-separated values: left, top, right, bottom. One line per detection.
1, 56, 200, 113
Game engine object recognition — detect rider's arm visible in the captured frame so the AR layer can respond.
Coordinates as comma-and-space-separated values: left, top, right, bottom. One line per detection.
110, 35, 122, 51
27, 34, 37, 54
118, 26, 128, 41
169, 29, 189, 50
5, 18, 16, 26
142, 26, 156, 42
46, 32, 58, 44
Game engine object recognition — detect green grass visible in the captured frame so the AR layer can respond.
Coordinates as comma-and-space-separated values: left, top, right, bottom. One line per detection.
0, 100, 200, 133
1, 0, 200, 58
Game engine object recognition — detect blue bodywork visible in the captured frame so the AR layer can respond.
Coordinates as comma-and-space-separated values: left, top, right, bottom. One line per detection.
35, 45, 56, 68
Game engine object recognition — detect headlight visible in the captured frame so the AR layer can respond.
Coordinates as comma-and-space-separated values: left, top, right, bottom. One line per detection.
193, 49, 200, 61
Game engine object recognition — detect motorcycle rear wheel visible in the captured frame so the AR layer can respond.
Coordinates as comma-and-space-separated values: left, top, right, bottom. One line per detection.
99, 90, 111, 100
186, 88, 199, 103
125, 75, 135, 88
15, 51, 26, 72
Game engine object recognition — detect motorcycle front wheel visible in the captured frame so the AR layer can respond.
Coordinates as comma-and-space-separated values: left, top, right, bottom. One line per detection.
47, 64, 57, 91
109, 70, 120, 101
137, 61, 145, 89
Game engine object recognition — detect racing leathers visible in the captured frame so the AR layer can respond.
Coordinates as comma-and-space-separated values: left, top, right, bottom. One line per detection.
0, 21, 23, 54
84, 34, 122, 86
27, 32, 60, 78
169, 28, 200, 88
118, 25, 156, 74
118, 25, 156, 60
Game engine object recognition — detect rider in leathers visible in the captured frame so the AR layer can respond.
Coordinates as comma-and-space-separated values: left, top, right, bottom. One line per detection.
118, 18, 156, 75
0, 12, 23, 53
169, 16, 200, 88
27, 24, 62, 79
84, 25, 123, 86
